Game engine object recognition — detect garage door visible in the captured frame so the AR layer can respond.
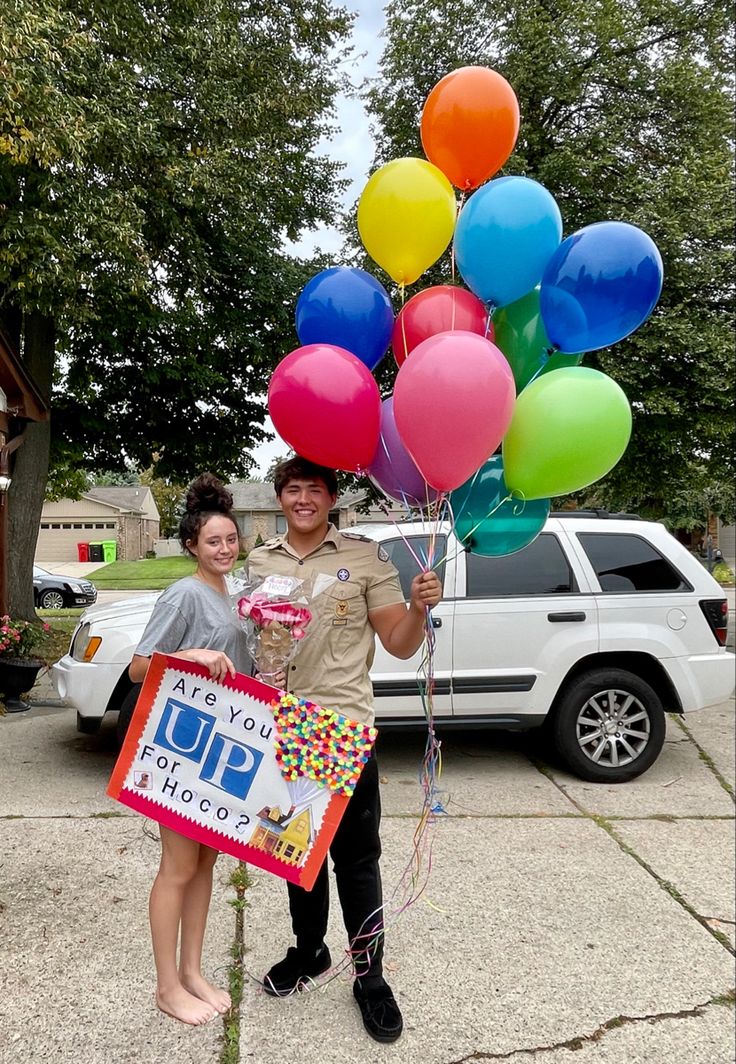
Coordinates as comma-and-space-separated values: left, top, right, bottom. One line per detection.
35, 521, 118, 562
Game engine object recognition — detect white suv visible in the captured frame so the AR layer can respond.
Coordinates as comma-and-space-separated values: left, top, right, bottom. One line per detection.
52, 513, 734, 783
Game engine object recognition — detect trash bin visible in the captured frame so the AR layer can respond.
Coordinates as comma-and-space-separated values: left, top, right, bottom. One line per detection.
77, 542, 90, 562
102, 540, 117, 563
88, 542, 104, 562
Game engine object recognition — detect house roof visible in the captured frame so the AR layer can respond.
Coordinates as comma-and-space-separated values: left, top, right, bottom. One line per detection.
228, 481, 279, 510
228, 481, 367, 512
0, 326, 49, 425
84, 487, 152, 515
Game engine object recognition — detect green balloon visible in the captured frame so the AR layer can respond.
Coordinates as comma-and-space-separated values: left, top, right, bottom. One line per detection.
502, 367, 632, 500
493, 287, 582, 391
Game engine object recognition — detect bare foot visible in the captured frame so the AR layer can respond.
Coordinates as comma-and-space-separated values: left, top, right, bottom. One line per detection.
181, 972, 232, 1014
156, 984, 218, 1025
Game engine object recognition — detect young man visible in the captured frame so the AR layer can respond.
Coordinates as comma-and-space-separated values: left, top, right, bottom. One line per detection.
247, 456, 442, 1044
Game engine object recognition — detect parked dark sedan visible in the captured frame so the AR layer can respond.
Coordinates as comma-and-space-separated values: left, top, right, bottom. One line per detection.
33, 566, 98, 610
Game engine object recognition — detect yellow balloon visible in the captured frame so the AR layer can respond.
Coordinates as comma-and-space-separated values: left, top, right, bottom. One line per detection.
357, 158, 457, 285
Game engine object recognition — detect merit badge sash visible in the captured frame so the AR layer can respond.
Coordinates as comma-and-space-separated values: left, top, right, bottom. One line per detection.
107, 654, 377, 890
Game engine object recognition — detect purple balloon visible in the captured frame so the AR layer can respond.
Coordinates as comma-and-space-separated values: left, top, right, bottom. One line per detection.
368, 397, 440, 507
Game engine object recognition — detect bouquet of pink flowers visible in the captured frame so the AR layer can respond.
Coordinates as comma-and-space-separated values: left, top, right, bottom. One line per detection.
231, 572, 334, 683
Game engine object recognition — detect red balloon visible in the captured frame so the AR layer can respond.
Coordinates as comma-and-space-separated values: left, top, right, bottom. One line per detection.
268, 344, 381, 473
392, 285, 493, 367
393, 331, 515, 492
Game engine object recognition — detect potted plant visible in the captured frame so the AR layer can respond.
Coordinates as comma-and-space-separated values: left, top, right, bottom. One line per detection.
0, 615, 51, 714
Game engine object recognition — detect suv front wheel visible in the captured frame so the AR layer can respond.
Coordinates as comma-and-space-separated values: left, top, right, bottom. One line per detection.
116, 684, 142, 746
552, 668, 666, 783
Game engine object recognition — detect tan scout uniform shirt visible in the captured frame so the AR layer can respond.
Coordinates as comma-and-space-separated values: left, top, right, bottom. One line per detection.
247, 524, 404, 725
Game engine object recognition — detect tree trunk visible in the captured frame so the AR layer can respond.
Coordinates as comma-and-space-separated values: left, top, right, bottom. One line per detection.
8, 311, 55, 619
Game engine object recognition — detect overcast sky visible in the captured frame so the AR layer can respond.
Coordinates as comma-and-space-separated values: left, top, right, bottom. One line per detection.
247, 1, 386, 477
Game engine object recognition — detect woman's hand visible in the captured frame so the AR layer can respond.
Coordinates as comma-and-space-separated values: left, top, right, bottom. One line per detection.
174, 648, 237, 680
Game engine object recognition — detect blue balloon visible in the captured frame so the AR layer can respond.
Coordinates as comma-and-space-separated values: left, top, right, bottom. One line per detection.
540, 221, 664, 354
295, 267, 394, 371
454, 177, 563, 309
450, 456, 550, 557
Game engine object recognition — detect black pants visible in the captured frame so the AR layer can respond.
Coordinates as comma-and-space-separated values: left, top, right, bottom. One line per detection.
288, 753, 383, 978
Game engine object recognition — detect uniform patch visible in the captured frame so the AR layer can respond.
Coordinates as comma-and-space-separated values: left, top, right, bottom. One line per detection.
332, 618, 348, 626
337, 568, 350, 581
377, 546, 389, 562
335, 599, 349, 617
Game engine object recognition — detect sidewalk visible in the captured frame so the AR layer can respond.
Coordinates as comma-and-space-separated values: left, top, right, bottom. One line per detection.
39, 561, 109, 577
0, 700, 733, 1064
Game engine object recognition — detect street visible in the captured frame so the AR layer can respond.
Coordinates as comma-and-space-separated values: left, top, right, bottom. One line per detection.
0, 697, 734, 1064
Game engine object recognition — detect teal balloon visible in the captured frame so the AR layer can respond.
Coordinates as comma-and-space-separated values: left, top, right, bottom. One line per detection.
451, 457, 551, 556
493, 288, 582, 392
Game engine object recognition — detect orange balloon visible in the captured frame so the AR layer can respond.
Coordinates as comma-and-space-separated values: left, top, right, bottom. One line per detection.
421, 66, 520, 190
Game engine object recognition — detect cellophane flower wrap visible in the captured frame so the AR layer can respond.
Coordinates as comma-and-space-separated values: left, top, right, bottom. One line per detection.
230, 571, 335, 683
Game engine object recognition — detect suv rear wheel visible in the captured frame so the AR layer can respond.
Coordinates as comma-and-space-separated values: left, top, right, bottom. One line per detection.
552, 668, 666, 783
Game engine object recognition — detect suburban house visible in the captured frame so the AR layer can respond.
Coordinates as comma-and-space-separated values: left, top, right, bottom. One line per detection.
36, 486, 160, 563
228, 482, 394, 549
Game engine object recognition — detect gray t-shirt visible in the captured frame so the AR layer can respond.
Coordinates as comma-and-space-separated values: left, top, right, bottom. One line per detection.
136, 576, 252, 675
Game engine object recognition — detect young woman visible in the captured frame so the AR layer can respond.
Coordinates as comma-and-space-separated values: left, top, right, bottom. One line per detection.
129, 473, 250, 1026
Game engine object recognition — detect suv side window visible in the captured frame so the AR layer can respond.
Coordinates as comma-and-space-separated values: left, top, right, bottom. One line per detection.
381, 535, 447, 600
578, 533, 691, 592
466, 534, 577, 597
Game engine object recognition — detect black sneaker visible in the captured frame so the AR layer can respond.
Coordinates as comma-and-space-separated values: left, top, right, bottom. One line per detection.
263, 944, 332, 996
353, 977, 403, 1043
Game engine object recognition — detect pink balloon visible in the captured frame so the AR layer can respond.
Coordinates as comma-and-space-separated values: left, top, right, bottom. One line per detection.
268, 344, 381, 473
393, 330, 515, 492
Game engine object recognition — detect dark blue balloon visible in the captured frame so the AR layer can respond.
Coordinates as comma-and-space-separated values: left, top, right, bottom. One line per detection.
295, 267, 394, 371
540, 221, 663, 354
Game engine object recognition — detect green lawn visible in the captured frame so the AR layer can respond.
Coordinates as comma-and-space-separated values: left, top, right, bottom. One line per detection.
90, 555, 197, 589
40, 616, 78, 666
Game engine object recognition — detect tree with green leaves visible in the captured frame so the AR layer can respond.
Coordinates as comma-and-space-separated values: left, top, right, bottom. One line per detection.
1, 0, 351, 615
363, 0, 734, 523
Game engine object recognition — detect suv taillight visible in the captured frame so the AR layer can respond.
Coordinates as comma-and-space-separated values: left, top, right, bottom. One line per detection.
699, 599, 728, 646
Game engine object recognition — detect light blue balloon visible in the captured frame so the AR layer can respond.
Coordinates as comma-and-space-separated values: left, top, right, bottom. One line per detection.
540, 221, 664, 354
454, 177, 563, 309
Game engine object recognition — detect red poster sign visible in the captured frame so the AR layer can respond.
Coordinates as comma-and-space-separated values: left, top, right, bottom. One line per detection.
107, 654, 376, 890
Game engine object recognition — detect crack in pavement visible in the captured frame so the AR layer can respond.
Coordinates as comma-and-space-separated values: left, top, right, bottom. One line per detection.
443, 992, 736, 1063
670, 714, 735, 803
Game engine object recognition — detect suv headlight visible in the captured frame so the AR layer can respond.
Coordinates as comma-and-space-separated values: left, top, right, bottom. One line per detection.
71, 622, 102, 662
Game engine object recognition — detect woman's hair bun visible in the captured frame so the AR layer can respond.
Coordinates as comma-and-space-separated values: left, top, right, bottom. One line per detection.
185, 472, 233, 515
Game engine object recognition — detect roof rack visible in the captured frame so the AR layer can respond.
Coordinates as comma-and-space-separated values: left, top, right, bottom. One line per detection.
551, 509, 642, 520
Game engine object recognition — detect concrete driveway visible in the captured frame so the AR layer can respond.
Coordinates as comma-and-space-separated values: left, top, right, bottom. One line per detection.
0, 701, 733, 1064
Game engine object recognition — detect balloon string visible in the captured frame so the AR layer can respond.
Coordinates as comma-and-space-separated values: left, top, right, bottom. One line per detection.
400, 297, 409, 364
526, 345, 557, 387
450, 191, 465, 285
484, 304, 495, 339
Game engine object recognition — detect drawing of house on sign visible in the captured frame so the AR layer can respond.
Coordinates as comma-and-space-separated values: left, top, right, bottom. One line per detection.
250, 804, 314, 867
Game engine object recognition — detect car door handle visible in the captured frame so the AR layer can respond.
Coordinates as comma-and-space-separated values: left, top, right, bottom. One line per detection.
547, 611, 586, 622
431, 616, 442, 628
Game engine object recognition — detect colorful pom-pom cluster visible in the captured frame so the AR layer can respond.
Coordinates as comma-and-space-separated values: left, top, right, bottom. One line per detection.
270, 693, 377, 797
